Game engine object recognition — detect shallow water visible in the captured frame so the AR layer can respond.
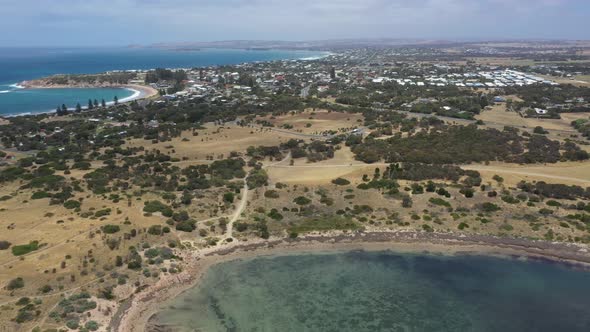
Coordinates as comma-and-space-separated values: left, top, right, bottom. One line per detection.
153, 250, 590, 332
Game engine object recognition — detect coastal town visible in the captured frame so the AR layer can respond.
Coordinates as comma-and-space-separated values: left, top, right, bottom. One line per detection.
0, 40, 590, 331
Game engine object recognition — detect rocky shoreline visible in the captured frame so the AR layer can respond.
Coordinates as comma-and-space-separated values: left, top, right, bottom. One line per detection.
109, 230, 590, 332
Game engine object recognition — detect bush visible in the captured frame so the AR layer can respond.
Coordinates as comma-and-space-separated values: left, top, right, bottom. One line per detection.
331, 178, 351, 186
264, 190, 280, 199
268, 209, 284, 221
6, 277, 24, 290
143, 201, 173, 217
31, 191, 51, 200
0, 241, 11, 250
428, 197, 451, 208
402, 196, 413, 208
85, 321, 100, 331
39, 284, 53, 293
66, 319, 79, 330
223, 192, 235, 203
101, 225, 120, 234
94, 208, 111, 217
501, 195, 520, 204
235, 223, 249, 232
293, 196, 311, 205
539, 208, 554, 216
482, 202, 501, 212
12, 241, 39, 256
63, 200, 81, 209
176, 220, 196, 232
147, 225, 163, 236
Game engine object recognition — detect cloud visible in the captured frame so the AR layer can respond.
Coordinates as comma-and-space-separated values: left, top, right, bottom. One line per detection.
0, 0, 588, 45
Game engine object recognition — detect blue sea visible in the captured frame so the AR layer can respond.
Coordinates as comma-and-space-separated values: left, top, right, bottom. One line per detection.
154, 251, 590, 331
0, 47, 326, 116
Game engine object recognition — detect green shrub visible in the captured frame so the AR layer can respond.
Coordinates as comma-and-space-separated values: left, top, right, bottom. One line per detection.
293, 196, 311, 205
85, 321, 100, 331
501, 195, 520, 204
331, 178, 351, 186
143, 201, 173, 217
63, 200, 81, 209
268, 209, 284, 221
147, 225, 163, 236
264, 190, 280, 199
428, 197, 451, 208
6, 277, 25, 290
94, 208, 111, 217
12, 241, 39, 256
223, 192, 235, 203
101, 225, 120, 234
0, 241, 11, 250
482, 202, 501, 212
235, 223, 249, 232
31, 191, 51, 200
176, 220, 196, 232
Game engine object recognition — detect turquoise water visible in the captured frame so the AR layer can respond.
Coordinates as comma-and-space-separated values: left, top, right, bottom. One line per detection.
154, 251, 590, 332
0, 87, 134, 115
0, 47, 325, 116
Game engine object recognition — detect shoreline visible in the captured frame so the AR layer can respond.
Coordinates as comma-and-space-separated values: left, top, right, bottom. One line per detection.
111, 231, 590, 332
0, 84, 158, 118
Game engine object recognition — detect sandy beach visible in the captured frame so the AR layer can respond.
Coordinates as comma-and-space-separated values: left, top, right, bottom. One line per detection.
19, 82, 159, 104
110, 231, 590, 332
120, 84, 159, 102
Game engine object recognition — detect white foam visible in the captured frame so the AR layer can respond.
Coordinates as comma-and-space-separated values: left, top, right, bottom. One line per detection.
300, 53, 333, 61
103, 88, 141, 107
9, 83, 24, 89
118, 88, 141, 103
0, 90, 10, 94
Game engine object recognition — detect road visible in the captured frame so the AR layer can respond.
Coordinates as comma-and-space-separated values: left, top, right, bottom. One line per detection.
300, 85, 311, 98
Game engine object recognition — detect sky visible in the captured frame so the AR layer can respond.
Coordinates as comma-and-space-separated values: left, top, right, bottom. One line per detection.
1, 0, 589, 46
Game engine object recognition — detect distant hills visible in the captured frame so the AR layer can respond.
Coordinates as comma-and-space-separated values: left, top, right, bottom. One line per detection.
138, 38, 590, 51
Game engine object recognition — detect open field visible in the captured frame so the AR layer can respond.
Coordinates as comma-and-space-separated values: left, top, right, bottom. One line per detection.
125, 123, 310, 161
538, 74, 590, 87
476, 103, 589, 149
464, 161, 590, 187
255, 109, 364, 135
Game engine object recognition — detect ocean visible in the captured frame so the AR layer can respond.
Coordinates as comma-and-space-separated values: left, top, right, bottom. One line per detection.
0, 47, 326, 116
153, 251, 590, 332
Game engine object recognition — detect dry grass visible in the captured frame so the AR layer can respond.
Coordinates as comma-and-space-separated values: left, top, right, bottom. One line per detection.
464, 161, 590, 187
125, 123, 307, 161
256, 109, 363, 135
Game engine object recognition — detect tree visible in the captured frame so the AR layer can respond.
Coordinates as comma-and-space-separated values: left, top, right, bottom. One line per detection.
223, 192, 235, 203
88, 99, 94, 110
93, 99, 99, 108
330, 67, 336, 80
114, 96, 119, 105
402, 196, 413, 208
61, 104, 68, 113
101, 99, 106, 107
75, 103, 82, 113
